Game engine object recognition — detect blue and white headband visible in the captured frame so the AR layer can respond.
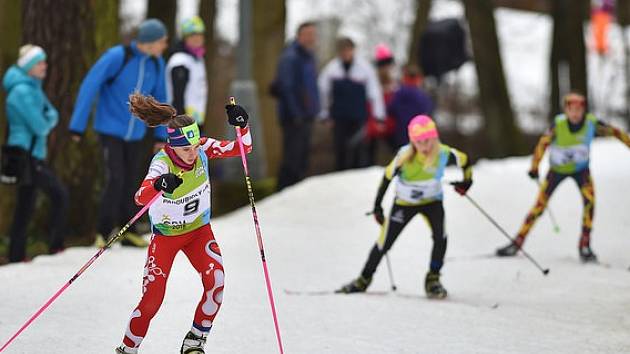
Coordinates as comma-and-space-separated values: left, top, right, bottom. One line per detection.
18, 45, 46, 72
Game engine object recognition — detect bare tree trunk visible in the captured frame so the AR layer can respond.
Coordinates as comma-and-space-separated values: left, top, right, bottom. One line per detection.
567, 1, 588, 99
464, 0, 524, 157
0, 0, 22, 138
407, 0, 432, 69
147, 0, 177, 42
0, 0, 22, 240
252, 0, 286, 176
199, 0, 218, 135
21, 0, 120, 239
549, 0, 588, 120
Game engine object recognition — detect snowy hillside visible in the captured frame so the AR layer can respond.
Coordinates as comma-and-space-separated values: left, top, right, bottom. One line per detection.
2, 140, 630, 353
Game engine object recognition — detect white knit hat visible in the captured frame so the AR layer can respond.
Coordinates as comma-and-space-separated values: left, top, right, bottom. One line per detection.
17, 44, 46, 72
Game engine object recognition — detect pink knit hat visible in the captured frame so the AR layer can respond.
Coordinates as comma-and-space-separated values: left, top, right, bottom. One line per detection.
408, 115, 439, 142
374, 43, 394, 66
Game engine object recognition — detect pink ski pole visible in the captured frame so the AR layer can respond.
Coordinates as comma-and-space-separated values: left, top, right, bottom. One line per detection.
0, 173, 179, 352
230, 97, 285, 354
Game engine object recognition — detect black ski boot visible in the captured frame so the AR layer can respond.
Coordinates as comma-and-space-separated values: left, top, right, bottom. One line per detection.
336, 276, 372, 293
496, 239, 522, 257
579, 246, 598, 263
424, 271, 447, 299
115, 345, 137, 354
180, 330, 208, 354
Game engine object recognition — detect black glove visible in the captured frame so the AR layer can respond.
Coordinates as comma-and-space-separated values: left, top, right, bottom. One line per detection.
226, 104, 249, 128
154, 173, 183, 194
373, 205, 385, 226
528, 170, 539, 180
451, 180, 472, 196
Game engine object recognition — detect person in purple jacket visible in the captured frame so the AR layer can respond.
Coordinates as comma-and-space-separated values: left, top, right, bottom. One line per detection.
388, 65, 434, 149
68, 19, 169, 248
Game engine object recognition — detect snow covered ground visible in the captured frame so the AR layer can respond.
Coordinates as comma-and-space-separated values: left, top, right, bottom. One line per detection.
2, 139, 630, 353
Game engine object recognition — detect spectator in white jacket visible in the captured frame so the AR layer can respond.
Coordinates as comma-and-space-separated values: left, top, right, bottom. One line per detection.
166, 16, 208, 130
318, 37, 384, 170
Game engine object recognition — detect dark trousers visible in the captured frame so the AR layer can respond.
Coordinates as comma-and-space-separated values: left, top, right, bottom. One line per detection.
366, 136, 394, 167
333, 120, 366, 171
277, 120, 313, 191
9, 161, 69, 262
361, 201, 447, 279
97, 135, 142, 237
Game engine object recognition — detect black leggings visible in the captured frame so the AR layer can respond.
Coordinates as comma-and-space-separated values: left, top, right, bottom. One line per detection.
9, 160, 68, 262
97, 135, 142, 236
361, 201, 447, 279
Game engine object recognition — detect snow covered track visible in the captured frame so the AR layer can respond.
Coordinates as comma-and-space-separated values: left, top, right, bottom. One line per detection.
1, 140, 630, 353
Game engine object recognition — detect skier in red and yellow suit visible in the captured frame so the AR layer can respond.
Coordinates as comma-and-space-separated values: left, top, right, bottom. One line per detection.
496, 92, 630, 262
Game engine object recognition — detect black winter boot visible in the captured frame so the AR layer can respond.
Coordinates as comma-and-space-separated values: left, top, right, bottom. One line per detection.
336, 275, 372, 294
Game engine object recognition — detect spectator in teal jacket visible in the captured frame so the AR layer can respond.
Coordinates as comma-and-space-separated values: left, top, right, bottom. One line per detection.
3, 44, 68, 262
69, 19, 169, 248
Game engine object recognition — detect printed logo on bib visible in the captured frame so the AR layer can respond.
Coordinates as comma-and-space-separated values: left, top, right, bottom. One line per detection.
550, 145, 589, 166
391, 210, 405, 223
195, 165, 205, 177
395, 179, 442, 204
161, 213, 188, 230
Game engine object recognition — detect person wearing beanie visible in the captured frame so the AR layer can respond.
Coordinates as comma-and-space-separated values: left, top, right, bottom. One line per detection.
68, 18, 169, 249
2, 44, 68, 262
366, 43, 397, 165
388, 64, 434, 149
337, 115, 473, 299
166, 16, 208, 130
496, 91, 630, 262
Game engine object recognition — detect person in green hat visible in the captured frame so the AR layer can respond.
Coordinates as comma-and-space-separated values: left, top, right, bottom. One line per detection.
166, 16, 208, 131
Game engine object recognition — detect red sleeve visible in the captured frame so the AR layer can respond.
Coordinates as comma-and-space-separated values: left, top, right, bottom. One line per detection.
135, 178, 159, 206
202, 126, 253, 159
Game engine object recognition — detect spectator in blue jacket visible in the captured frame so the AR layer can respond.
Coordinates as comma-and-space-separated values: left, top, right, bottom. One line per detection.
69, 19, 169, 248
3, 44, 68, 262
388, 65, 434, 148
273, 21, 320, 191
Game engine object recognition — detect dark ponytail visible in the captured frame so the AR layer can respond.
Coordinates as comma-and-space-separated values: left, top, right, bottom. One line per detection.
129, 93, 177, 127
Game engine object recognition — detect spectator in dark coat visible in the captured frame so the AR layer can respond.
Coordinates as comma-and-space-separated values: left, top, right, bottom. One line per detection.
274, 22, 320, 191
319, 37, 384, 171
388, 65, 434, 149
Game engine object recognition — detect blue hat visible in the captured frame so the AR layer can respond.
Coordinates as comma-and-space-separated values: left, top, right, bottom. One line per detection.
137, 19, 167, 43
17, 45, 46, 72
